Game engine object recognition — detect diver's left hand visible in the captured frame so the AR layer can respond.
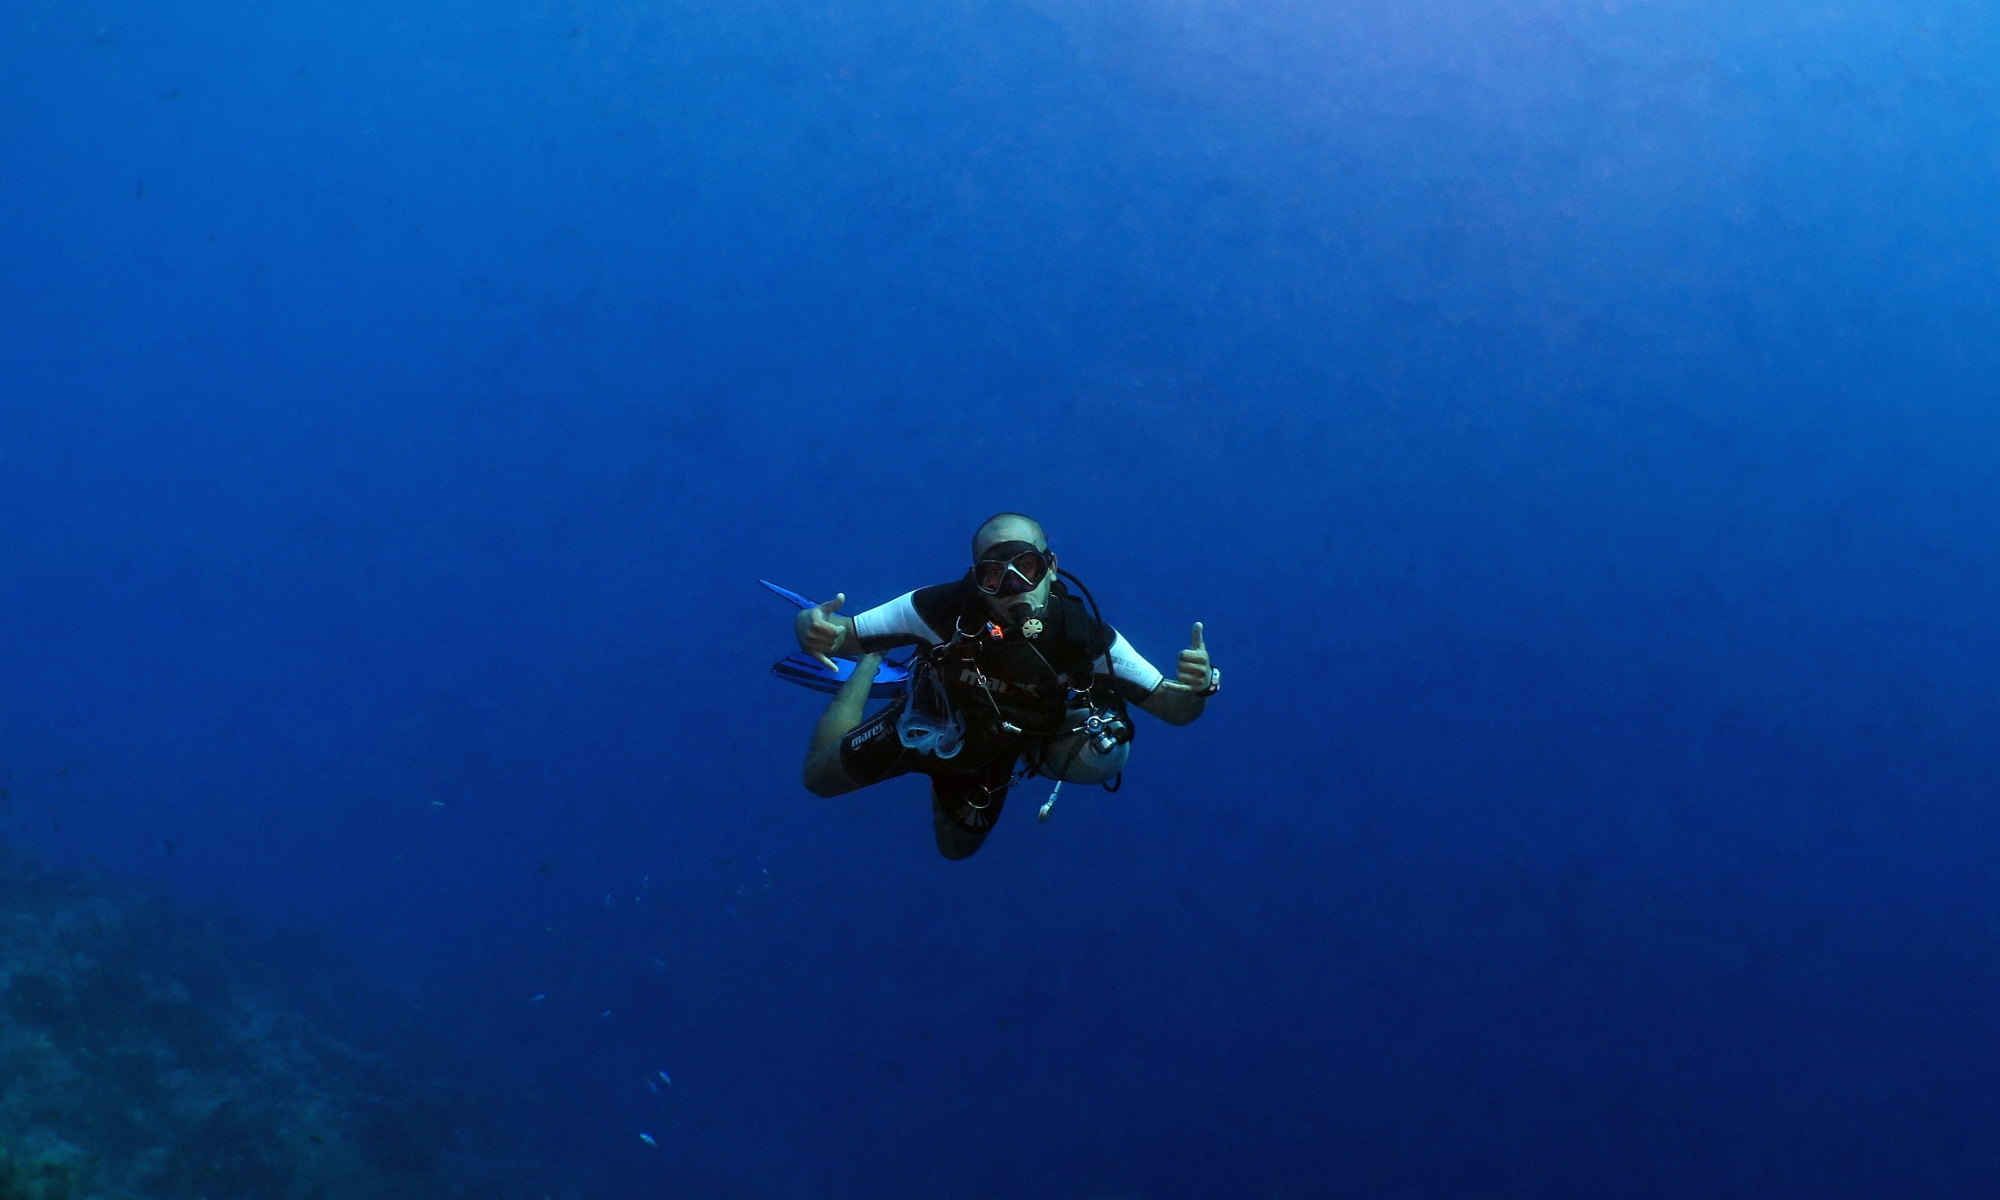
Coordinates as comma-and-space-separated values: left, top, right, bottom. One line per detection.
1172, 622, 1218, 695
1137, 623, 1218, 725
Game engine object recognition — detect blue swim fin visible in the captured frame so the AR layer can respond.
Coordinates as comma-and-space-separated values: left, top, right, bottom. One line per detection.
762, 581, 909, 699
760, 579, 819, 610
769, 652, 909, 698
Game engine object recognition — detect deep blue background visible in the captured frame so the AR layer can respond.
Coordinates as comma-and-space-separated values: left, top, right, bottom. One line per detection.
5, 0, 1999, 1195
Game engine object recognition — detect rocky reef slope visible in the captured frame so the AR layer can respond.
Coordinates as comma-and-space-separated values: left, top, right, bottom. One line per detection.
0, 852, 534, 1199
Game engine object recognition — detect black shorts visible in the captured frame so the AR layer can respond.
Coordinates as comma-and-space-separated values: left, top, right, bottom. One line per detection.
838, 694, 1021, 860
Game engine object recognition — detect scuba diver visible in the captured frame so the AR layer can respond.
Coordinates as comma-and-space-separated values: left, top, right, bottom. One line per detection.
787, 512, 1220, 860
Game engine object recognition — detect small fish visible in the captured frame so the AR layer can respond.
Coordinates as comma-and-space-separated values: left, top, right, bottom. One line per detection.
530, 993, 546, 1002
658, 1070, 671, 1085
600, 1010, 613, 1018
639, 1132, 656, 1146
646, 1078, 658, 1094
430, 800, 446, 807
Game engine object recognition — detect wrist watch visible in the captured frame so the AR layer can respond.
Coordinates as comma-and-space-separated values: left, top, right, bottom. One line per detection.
1194, 667, 1221, 698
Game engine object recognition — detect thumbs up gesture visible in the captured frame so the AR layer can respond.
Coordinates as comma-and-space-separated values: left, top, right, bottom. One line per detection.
795, 593, 849, 670
1172, 622, 1219, 695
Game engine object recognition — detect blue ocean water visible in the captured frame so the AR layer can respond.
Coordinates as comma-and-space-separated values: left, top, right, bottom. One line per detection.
3, 0, 1997, 1194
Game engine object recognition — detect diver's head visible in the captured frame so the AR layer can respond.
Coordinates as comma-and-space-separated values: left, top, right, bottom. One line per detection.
971, 512, 1057, 625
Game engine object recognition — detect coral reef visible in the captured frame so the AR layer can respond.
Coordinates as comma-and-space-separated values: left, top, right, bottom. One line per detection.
0, 851, 532, 1199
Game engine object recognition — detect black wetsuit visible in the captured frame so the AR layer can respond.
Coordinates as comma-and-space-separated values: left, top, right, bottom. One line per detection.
837, 577, 1154, 859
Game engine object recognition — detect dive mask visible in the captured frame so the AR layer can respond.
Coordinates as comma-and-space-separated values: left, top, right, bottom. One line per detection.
898, 659, 965, 758
973, 541, 1053, 597
896, 705, 965, 759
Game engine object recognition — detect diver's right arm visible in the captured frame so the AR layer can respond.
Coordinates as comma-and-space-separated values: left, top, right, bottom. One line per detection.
795, 595, 859, 670
796, 590, 939, 667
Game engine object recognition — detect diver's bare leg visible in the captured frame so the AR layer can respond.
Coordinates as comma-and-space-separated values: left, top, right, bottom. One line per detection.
802, 654, 883, 796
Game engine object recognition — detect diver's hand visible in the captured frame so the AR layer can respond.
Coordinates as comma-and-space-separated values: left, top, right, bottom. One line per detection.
1137, 623, 1217, 726
1173, 622, 1218, 695
795, 593, 848, 670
